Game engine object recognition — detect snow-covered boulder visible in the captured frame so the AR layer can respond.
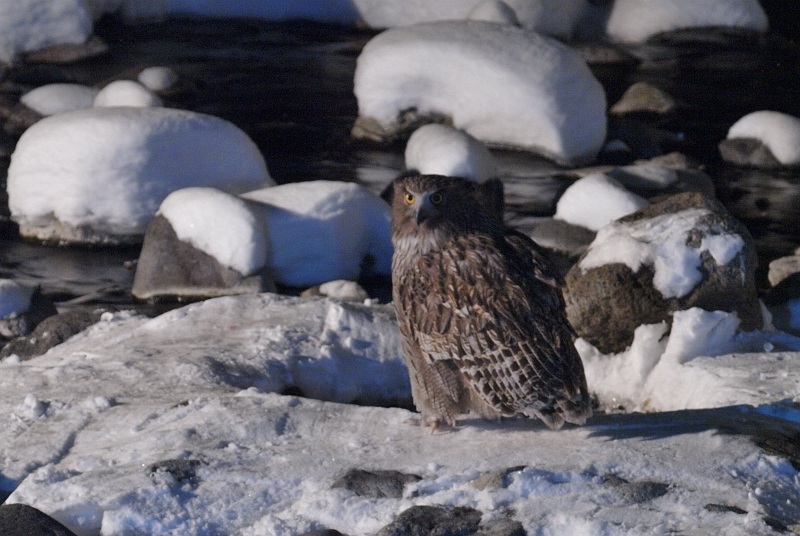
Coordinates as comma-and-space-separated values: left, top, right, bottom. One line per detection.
352, 20, 607, 166
404, 124, 498, 182
554, 173, 648, 232
564, 192, 762, 354
242, 181, 393, 287
606, 0, 768, 43
466, 0, 520, 25
7, 107, 273, 245
137, 66, 179, 92
94, 80, 164, 108
0, 0, 93, 64
719, 110, 800, 168
19, 84, 99, 116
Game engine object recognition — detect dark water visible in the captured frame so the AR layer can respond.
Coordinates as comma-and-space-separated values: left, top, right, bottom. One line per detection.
1, 14, 799, 306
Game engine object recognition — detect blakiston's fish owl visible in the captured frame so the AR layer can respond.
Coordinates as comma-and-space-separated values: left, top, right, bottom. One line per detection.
391, 174, 591, 430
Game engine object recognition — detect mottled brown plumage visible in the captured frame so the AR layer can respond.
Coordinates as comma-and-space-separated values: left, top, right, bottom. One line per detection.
391, 174, 591, 430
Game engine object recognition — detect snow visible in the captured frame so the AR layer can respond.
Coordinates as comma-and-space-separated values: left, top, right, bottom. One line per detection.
241, 181, 393, 287
19, 84, 99, 116
0, 293, 798, 535
466, 1, 520, 25
7, 107, 272, 241
158, 187, 268, 276
353, 20, 607, 166
0, 280, 34, 319
404, 124, 498, 182
606, 0, 769, 43
554, 173, 649, 232
0, 0, 93, 64
137, 66, 178, 92
727, 110, 800, 167
579, 208, 745, 299
93, 80, 163, 108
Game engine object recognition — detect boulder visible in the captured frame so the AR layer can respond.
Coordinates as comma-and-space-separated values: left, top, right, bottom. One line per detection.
0, 503, 77, 536
609, 81, 677, 115
722, 111, 800, 168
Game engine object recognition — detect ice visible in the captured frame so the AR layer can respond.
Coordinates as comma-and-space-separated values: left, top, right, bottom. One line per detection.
158, 187, 268, 276
0, 279, 34, 319
137, 66, 178, 92
93, 80, 163, 108
19, 84, 99, 116
554, 173, 648, 232
405, 124, 498, 182
0, 0, 92, 64
606, 0, 768, 43
354, 20, 606, 166
727, 110, 800, 166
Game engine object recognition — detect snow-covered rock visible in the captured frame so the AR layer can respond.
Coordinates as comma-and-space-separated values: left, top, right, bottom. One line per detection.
352, 20, 607, 166
0, 281, 58, 342
242, 181, 393, 287
404, 124, 498, 182
722, 110, 800, 167
94, 80, 164, 108
137, 66, 179, 92
606, 0, 768, 43
554, 173, 648, 231
7, 107, 272, 245
19, 84, 99, 116
0, 0, 93, 64
466, 0, 520, 25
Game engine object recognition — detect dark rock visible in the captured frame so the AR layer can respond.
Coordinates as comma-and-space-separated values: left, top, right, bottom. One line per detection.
0, 287, 58, 341
564, 192, 762, 353
132, 214, 274, 301
471, 466, 527, 490
376, 505, 482, 536
609, 81, 677, 116
298, 530, 347, 536
3, 103, 44, 136
528, 219, 596, 259
602, 475, 670, 504
0, 503, 78, 536
474, 518, 526, 536
147, 459, 203, 488
24, 36, 110, 65
609, 163, 715, 199
0, 308, 104, 360
332, 469, 422, 499
704, 503, 747, 515
719, 138, 784, 169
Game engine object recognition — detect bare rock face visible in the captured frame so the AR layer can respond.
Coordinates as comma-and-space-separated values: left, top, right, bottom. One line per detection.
132, 214, 273, 301
719, 137, 784, 169
564, 192, 762, 354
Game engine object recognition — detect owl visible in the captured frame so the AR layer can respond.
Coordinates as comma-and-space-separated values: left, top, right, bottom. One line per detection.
391, 174, 591, 430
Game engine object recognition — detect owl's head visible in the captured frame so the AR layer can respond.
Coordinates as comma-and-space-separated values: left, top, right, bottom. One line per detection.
391, 175, 504, 250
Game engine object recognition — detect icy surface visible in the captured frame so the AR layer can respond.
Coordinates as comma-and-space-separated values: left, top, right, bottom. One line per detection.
137, 66, 178, 91
0, 280, 34, 319
19, 84, 99, 116
0, 294, 798, 535
405, 124, 498, 182
727, 110, 800, 166
7, 107, 272, 240
606, 0, 769, 43
159, 188, 268, 276
354, 20, 606, 165
554, 173, 649, 232
579, 208, 745, 299
94, 80, 163, 108
242, 181, 393, 287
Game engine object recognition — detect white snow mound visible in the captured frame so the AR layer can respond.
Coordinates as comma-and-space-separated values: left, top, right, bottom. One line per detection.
727, 110, 800, 166
137, 66, 179, 92
20, 84, 99, 116
606, 0, 768, 43
405, 124, 498, 182
94, 80, 164, 108
159, 188, 268, 276
554, 173, 648, 231
242, 181, 393, 287
354, 20, 607, 166
7, 107, 273, 242
466, 1, 520, 25
0, 280, 34, 319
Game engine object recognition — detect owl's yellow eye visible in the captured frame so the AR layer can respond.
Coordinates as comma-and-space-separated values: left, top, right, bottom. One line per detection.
404, 193, 415, 205
429, 192, 444, 205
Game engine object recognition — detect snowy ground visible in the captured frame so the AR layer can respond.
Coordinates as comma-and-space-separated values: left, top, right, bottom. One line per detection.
1, 294, 799, 535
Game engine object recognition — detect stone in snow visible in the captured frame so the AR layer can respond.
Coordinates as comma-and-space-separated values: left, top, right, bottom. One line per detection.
554, 173, 649, 232
353, 20, 606, 166
19, 83, 99, 116
0, 0, 92, 64
7, 107, 273, 245
137, 66, 179, 92
724, 110, 800, 167
605, 0, 768, 43
404, 124, 498, 182
94, 80, 164, 108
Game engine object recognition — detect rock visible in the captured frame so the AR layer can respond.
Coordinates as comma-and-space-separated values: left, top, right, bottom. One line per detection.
147, 459, 203, 489
763, 273, 800, 336
94, 80, 163, 108
608, 163, 715, 199
23, 36, 109, 64
0, 308, 105, 361
471, 466, 527, 490
609, 81, 677, 115
332, 469, 421, 499
554, 173, 649, 232
132, 214, 272, 301
565, 192, 762, 354
719, 138, 783, 169
0, 503, 78, 536
527, 218, 596, 258
768, 253, 800, 287
376, 505, 482, 536
20, 83, 99, 116
298, 531, 347, 536
301, 280, 370, 302
724, 111, 800, 167
0, 285, 58, 341
475, 518, 526, 536
466, 1, 520, 25
602, 475, 670, 504
405, 124, 498, 182
3, 103, 44, 136
137, 66, 180, 92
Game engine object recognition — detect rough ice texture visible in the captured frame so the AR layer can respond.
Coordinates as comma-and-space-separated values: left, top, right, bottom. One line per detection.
405, 124, 498, 182
727, 110, 800, 166
606, 0, 768, 43
7, 107, 273, 244
0, 280, 33, 319
0, 0, 93, 64
241, 181, 393, 287
158, 188, 268, 276
137, 66, 178, 92
353, 20, 607, 166
94, 80, 163, 108
20, 84, 99, 116
554, 173, 649, 231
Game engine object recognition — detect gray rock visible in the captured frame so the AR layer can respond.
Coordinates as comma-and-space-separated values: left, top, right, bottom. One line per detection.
768, 255, 800, 287
23, 36, 109, 65
132, 214, 274, 301
474, 518, 526, 536
719, 138, 784, 169
0, 288, 57, 341
332, 469, 422, 499
471, 466, 527, 490
527, 219, 596, 259
602, 475, 670, 504
376, 505, 482, 536
609, 81, 677, 115
609, 163, 715, 199
0, 503, 77, 536
148, 459, 203, 489
1, 308, 105, 360
564, 192, 762, 354
298, 531, 347, 536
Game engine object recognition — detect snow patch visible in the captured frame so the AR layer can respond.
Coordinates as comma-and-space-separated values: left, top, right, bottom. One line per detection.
405, 124, 498, 182
94, 80, 163, 108
137, 66, 179, 92
20, 84, 99, 116
554, 173, 648, 232
727, 110, 800, 166
0, 280, 34, 319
